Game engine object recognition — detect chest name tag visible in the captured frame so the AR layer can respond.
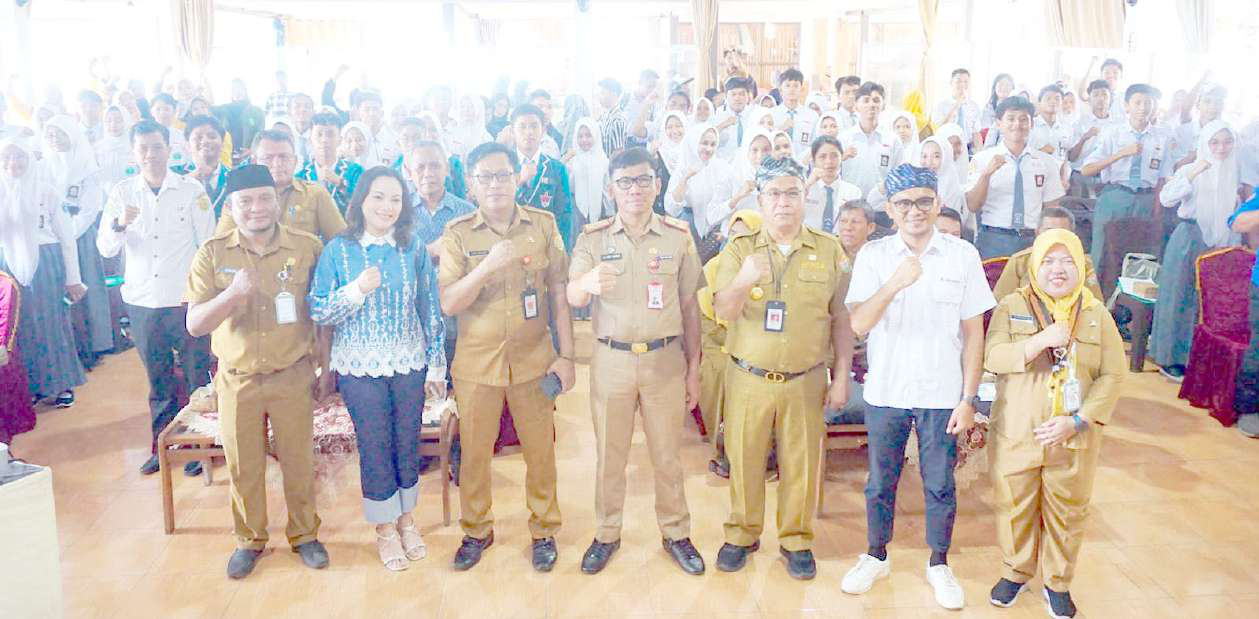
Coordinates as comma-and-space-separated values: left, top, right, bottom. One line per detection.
522, 287, 539, 319
1063, 377, 1082, 412
600, 252, 623, 261
764, 300, 786, 332
275, 291, 297, 325
879, 154, 890, 167
647, 282, 664, 310
468, 250, 490, 257
1034, 174, 1045, 188
1148, 157, 1161, 171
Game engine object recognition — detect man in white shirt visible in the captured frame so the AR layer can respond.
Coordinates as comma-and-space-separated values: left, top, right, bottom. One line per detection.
841, 82, 903, 198
833, 75, 862, 131
1067, 80, 1116, 198
771, 68, 819, 165
930, 69, 980, 152
841, 163, 993, 611
1081, 84, 1174, 265
715, 77, 754, 162
1173, 83, 1226, 168
803, 135, 862, 233
354, 91, 398, 167
965, 96, 1066, 259
98, 120, 216, 477
1029, 85, 1072, 164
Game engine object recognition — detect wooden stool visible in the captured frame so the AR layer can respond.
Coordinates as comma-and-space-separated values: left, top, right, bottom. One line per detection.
817, 423, 869, 517
419, 408, 458, 526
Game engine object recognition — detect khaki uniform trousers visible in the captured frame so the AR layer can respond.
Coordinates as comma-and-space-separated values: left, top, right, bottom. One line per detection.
990, 429, 1103, 591
698, 317, 727, 457
453, 375, 561, 539
723, 361, 826, 552
216, 358, 320, 551
590, 340, 691, 543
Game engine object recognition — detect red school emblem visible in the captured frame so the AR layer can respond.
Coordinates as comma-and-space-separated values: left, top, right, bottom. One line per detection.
540, 191, 553, 209
1034, 174, 1045, 188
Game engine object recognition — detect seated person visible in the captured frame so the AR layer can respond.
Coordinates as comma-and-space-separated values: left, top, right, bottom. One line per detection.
992, 206, 1101, 301
935, 207, 965, 238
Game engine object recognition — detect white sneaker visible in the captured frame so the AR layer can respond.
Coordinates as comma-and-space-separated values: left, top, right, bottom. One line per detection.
841, 554, 891, 594
926, 563, 965, 610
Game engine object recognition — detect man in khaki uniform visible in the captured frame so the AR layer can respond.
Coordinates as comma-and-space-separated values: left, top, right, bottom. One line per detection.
992, 207, 1101, 301
185, 165, 331, 579
438, 142, 576, 573
566, 147, 705, 576
215, 130, 346, 241
711, 156, 854, 580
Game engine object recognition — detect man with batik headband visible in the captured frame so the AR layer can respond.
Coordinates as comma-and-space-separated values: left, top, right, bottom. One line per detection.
711, 155, 854, 580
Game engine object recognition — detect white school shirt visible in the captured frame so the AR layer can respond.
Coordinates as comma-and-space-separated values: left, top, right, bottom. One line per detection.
98, 172, 216, 308
965, 143, 1066, 229
840, 125, 903, 196
1068, 111, 1117, 171
844, 231, 995, 409
1082, 123, 1176, 189
1029, 115, 1073, 163
836, 108, 859, 131
714, 105, 754, 162
663, 158, 737, 238
771, 103, 820, 164
803, 176, 863, 233
930, 98, 981, 146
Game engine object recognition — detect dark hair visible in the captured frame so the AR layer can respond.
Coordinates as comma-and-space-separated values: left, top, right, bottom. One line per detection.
1039, 206, 1076, 229
183, 114, 225, 140
810, 134, 843, 158
855, 81, 885, 100
778, 68, 805, 86
78, 89, 103, 104
988, 73, 1014, 111
834, 75, 861, 92
465, 141, 520, 174
341, 166, 415, 249
130, 119, 169, 145
354, 91, 383, 107
150, 93, 177, 109
597, 78, 623, 96
1087, 79, 1111, 95
937, 208, 963, 225
250, 128, 295, 152
510, 103, 545, 124
529, 89, 552, 102
667, 90, 691, 110
1101, 58, 1123, 73
703, 88, 720, 102
724, 77, 752, 93
608, 147, 656, 177
490, 92, 512, 116
995, 95, 1036, 119
1037, 84, 1065, 101
840, 199, 874, 223
950, 68, 970, 79
311, 112, 344, 128
1124, 83, 1161, 103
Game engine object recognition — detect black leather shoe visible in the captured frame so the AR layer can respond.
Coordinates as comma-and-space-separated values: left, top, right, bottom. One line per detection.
715, 541, 759, 572
779, 547, 816, 580
139, 455, 160, 475
663, 538, 705, 575
532, 537, 558, 572
989, 578, 1026, 607
184, 460, 203, 477
580, 539, 620, 574
292, 540, 329, 569
226, 548, 263, 580
708, 456, 730, 479
452, 532, 494, 571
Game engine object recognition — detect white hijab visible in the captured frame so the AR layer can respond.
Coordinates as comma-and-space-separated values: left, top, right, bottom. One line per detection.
1190, 120, 1241, 247
447, 95, 492, 159
341, 121, 376, 168
911, 136, 964, 212
0, 138, 48, 286
806, 91, 830, 114
885, 109, 919, 155
568, 117, 609, 221
658, 111, 688, 175
933, 122, 970, 187
676, 124, 733, 236
817, 111, 844, 139
95, 105, 135, 187
746, 107, 775, 134
738, 128, 774, 183
43, 114, 100, 190
692, 98, 715, 125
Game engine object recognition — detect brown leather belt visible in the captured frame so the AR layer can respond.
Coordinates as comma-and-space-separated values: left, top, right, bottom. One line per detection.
732, 357, 818, 384
598, 336, 677, 354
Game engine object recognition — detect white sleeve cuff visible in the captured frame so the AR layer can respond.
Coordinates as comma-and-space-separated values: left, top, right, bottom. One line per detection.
341, 282, 367, 305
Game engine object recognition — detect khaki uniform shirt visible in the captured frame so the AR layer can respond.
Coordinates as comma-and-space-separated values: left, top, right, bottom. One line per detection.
715, 226, 851, 373
438, 205, 568, 386
216, 178, 346, 241
984, 292, 1126, 471
569, 214, 702, 343
185, 225, 323, 375
992, 248, 1102, 303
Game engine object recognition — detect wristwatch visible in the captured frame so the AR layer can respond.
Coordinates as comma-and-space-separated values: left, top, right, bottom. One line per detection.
110, 217, 127, 233
967, 395, 982, 409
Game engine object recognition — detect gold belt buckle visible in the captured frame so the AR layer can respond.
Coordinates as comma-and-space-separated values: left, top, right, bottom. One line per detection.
764, 371, 786, 383
630, 342, 649, 354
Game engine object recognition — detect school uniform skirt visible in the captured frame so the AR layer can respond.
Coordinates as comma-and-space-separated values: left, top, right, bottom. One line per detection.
0, 245, 87, 398
1150, 220, 1207, 369
71, 221, 116, 357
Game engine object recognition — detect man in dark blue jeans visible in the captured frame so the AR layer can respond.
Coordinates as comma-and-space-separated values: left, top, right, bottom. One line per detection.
840, 164, 995, 610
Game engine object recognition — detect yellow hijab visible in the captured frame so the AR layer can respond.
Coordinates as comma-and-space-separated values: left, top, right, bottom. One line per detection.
901, 90, 930, 132
1024, 228, 1098, 416
698, 210, 763, 325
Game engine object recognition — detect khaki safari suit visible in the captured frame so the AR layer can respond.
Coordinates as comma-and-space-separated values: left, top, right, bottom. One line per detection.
438, 205, 568, 540
697, 256, 728, 455
570, 213, 702, 543
993, 248, 1103, 303
984, 291, 1125, 590
216, 178, 347, 240
185, 225, 324, 551
714, 226, 850, 551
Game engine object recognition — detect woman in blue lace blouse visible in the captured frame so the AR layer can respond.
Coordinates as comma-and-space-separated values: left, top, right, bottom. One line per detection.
308, 165, 447, 571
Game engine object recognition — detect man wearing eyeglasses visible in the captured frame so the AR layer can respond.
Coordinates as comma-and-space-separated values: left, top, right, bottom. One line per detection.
567, 147, 705, 576
438, 142, 576, 573
841, 164, 995, 610
710, 157, 854, 580
216, 130, 347, 242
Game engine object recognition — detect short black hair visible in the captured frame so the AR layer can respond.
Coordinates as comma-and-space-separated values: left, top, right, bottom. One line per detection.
703, 88, 720, 102
995, 95, 1036, 119
510, 103, 545, 124
810, 134, 843, 158
311, 112, 344, 128
529, 89, 551, 102
597, 78, 623, 96
834, 75, 861, 92
724, 77, 752, 93
608, 147, 656, 177
855, 81, 885, 100
130, 119, 169, 145
354, 91, 383, 107
778, 68, 804, 85
937, 208, 963, 224
1037, 84, 1065, 101
1087, 79, 1111, 95
150, 93, 177, 108
465, 141, 520, 174
840, 199, 875, 223
78, 89, 103, 104
251, 128, 295, 152
1101, 58, 1123, 73
183, 114, 225, 140
1124, 83, 1161, 103
1039, 206, 1076, 229
667, 90, 691, 109
950, 68, 970, 79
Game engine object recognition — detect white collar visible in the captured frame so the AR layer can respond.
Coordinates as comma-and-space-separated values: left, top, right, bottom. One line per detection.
359, 230, 396, 247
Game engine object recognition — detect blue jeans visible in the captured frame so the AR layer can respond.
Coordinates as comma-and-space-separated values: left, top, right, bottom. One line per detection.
337, 369, 427, 523
976, 226, 1033, 259
864, 404, 958, 553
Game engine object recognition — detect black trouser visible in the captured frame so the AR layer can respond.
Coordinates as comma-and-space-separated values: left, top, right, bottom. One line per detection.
126, 304, 212, 452
1235, 283, 1259, 417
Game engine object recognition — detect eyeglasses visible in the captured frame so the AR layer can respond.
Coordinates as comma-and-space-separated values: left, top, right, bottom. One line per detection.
890, 197, 937, 213
612, 174, 655, 190
472, 171, 515, 185
762, 189, 803, 201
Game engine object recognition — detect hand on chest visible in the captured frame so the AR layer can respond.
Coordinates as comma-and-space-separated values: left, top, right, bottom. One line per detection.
598, 235, 680, 305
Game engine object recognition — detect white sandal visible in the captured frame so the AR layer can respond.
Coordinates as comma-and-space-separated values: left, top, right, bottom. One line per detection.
376, 529, 408, 571
398, 522, 427, 561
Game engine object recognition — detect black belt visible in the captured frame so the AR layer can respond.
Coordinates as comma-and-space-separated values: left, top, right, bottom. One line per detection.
1103, 184, 1154, 195
979, 224, 1036, 238
598, 335, 676, 354
731, 357, 818, 383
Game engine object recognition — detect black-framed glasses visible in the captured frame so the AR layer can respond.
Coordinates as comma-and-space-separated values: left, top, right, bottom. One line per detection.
612, 174, 655, 190
890, 197, 936, 213
472, 171, 515, 185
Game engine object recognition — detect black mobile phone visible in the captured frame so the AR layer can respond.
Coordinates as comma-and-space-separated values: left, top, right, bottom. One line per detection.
541, 372, 563, 399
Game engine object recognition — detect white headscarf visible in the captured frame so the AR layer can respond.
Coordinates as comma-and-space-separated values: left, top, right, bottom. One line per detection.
672, 123, 734, 236
911, 136, 964, 212
1189, 120, 1241, 247
885, 109, 919, 155
769, 129, 793, 161
692, 98, 716, 125
806, 91, 830, 114
737, 128, 774, 183
95, 105, 135, 187
340, 121, 376, 168
0, 138, 48, 286
448, 94, 492, 159
933, 122, 970, 187
43, 114, 100, 191
657, 110, 688, 175
817, 111, 844, 138
568, 117, 609, 221
746, 107, 775, 133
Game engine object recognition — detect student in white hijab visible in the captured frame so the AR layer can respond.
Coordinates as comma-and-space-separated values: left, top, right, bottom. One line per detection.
95, 104, 136, 189
818, 111, 844, 140
693, 98, 716, 125
747, 107, 776, 135
340, 121, 376, 168
723, 128, 774, 232
655, 110, 689, 177
566, 117, 611, 228
769, 130, 795, 162
932, 122, 971, 188
0, 137, 86, 406
885, 110, 920, 166
665, 124, 736, 242
447, 94, 492, 160
1151, 120, 1242, 379
865, 136, 969, 231
806, 91, 830, 116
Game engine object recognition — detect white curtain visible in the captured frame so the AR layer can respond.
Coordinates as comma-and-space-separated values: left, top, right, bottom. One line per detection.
1176, 0, 1212, 54
691, 0, 719, 94
1044, 0, 1126, 49
171, 0, 215, 71
917, 0, 939, 110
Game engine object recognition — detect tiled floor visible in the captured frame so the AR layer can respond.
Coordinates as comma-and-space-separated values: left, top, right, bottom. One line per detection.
12, 327, 1259, 618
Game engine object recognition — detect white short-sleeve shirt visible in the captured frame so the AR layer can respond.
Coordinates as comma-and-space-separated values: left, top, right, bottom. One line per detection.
771, 104, 820, 163
804, 177, 863, 233
845, 231, 996, 409
965, 144, 1066, 229
1082, 122, 1176, 188
840, 125, 903, 196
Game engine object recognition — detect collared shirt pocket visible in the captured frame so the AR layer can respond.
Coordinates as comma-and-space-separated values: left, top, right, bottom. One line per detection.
796, 263, 831, 303
1073, 321, 1104, 380
600, 258, 628, 300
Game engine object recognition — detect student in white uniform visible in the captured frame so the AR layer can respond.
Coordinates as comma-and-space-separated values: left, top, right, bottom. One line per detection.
840, 82, 902, 198
1173, 83, 1227, 168
665, 124, 736, 244
818, 111, 844, 141
771, 68, 820, 165
724, 128, 774, 229
1067, 80, 1117, 198
931, 69, 981, 152
887, 110, 920, 168
714, 77, 755, 162
1030, 85, 1072, 164
833, 75, 862, 131
804, 135, 862, 234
